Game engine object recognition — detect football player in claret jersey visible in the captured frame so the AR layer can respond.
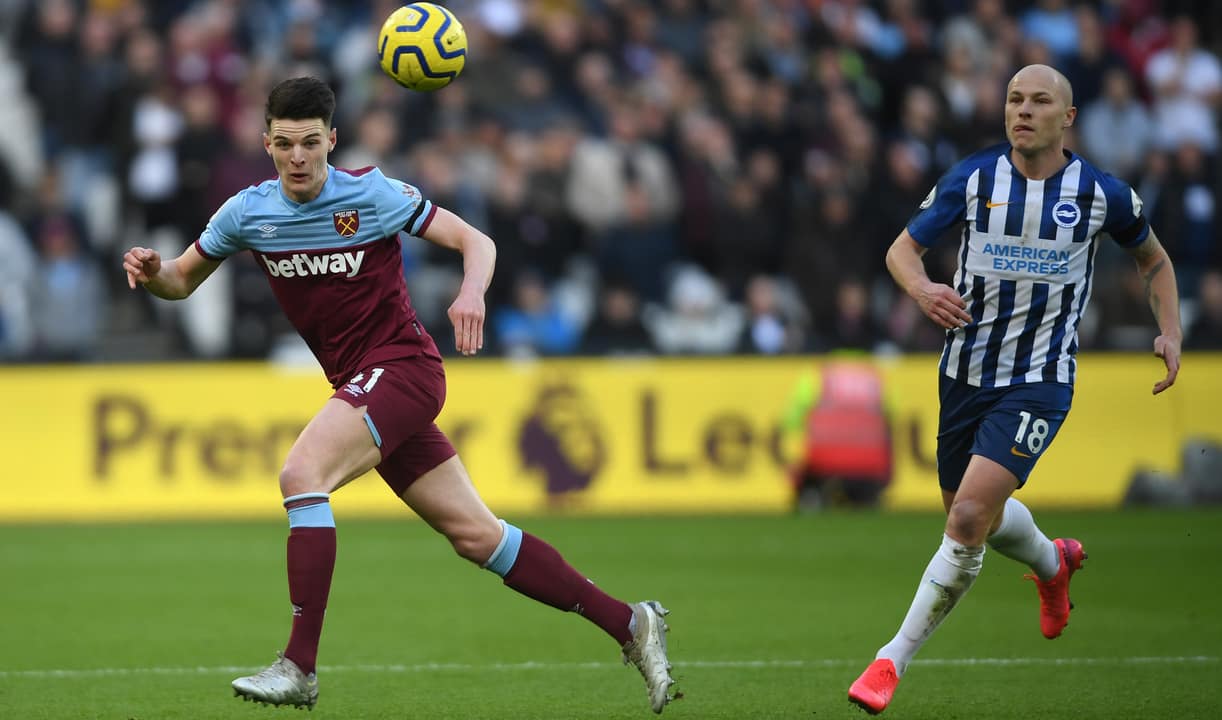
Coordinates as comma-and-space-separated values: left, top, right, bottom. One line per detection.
122, 77, 676, 714
847, 65, 1183, 714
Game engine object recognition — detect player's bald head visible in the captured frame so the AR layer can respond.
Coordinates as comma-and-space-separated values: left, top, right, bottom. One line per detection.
1009, 64, 1074, 107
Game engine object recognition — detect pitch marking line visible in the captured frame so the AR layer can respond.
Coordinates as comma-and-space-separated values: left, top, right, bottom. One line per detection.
0, 656, 1216, 680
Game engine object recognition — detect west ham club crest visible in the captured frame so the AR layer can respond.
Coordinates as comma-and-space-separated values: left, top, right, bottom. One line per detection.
333, 209, 360, 238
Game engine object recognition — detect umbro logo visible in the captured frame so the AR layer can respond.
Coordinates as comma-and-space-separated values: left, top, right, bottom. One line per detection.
259, 224, 278, 237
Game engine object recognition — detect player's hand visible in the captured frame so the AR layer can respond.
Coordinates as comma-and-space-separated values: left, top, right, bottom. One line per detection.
123, 247, 162, 289
447, 289, 485, 357
913, 281, 971, 330
1151, 333, 1181, 395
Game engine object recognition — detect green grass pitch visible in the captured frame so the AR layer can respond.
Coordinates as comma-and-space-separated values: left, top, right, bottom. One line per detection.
1, 510, 1220, 719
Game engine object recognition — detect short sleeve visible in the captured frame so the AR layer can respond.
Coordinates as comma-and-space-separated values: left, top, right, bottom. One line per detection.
371, 168, 435, 237
906, 167, 969, 248
1099, 175, 1149, 248
195, 193, 245, 259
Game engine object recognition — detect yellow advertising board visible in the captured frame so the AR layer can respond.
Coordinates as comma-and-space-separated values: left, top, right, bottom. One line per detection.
879, 354, 1222, 508
1, 354, 1218, 522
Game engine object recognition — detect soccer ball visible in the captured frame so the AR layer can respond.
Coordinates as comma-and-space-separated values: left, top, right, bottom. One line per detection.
377, 3, 467, 92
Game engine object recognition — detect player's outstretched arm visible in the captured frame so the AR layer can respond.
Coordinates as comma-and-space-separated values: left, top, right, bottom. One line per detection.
420, 206, 496, 356
122, 244, 220, 300
886, 229, 971, 330
1125, 229, 1182, 394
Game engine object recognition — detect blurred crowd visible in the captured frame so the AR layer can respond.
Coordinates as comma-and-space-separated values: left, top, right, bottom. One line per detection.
0, 0, 1220, 364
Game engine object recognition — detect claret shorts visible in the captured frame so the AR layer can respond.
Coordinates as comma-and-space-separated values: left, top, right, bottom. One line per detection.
332, 355, 458, 496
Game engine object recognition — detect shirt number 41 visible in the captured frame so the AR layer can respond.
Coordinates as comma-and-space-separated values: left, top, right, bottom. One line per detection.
349, 368, 385, 393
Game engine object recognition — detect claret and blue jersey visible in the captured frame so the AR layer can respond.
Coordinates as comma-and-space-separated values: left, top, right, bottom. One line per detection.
909, 143, 1150, 389
194, 165, 441, 386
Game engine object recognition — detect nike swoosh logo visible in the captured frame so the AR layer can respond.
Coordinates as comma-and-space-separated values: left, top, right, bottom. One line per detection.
1010, 446, 1032, 458
985, 200, 1010, 208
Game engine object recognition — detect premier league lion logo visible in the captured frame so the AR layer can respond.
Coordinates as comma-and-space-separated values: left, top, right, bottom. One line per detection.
517, 383, 607, 505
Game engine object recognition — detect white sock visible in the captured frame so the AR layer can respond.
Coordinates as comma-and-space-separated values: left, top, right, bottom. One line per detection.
987, 497, 1059, 581
877, 534, 984, 676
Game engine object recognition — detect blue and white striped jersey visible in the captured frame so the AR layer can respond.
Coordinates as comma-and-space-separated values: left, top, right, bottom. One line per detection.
908, 143, 1149, 388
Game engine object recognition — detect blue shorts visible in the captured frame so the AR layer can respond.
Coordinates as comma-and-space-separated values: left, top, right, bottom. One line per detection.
936, 375, 1073, 491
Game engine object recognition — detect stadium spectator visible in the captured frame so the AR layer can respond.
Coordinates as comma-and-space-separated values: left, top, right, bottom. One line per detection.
738, 274, 808, 355
492, 269, 582, 357
580, 278, 656, 356
786, 187, 866, 328
708, 161, 785, 298
643, 264, 744, 355
521, 118, 586, 273
332, 104, 401, 175
1144, 15, 1222, 153
566, 100, 679, 302
16, 0, 79, 159
654, 0, 707, 68
1060, 5, 1124, 110
894, 85, 958, 180
866, 142, 936, 271
1104, 0, 1170, 78
1078, 68, 1154, 183
1019, 0, 1079, 62
30, 213, 107, 361
56, 8, 125, 225
483, 121, 585, 310
0, 170, 35, 358
496, 63, 572, 134
125, 79, 185, 233
939, 0, 1009, 73
673, 111, 735, 275
945, 71, 1009, 153
1146, 142, 1218, 298
938, 35, 983, 126
822, 276, 888, 353
1186, 270, 1222, 349
173, 84, 230, 241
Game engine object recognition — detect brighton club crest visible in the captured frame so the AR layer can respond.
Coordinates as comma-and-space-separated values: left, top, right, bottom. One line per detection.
1052, 200, 1081, 228
333, 209, 360, 238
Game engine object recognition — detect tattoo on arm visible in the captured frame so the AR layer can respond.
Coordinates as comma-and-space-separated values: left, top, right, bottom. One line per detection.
1143, 258, 1166, 320
1142, 259, 1165, 300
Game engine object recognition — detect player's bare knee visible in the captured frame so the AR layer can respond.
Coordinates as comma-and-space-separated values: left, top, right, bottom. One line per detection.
279, 461, 327, 498
945, 499, 991, 545
449, 523, 501, 565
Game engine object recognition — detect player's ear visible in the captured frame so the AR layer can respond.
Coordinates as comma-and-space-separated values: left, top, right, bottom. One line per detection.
328, 127, 337, 151
263, 132, 272, 156
1064, 106, 1077, 128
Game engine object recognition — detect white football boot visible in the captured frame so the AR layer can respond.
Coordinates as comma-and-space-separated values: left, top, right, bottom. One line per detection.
232, 652, 318, 709
622, 601, 676, 713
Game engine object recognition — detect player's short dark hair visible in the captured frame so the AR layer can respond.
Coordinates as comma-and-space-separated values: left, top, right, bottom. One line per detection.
265, 77, 336, 128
